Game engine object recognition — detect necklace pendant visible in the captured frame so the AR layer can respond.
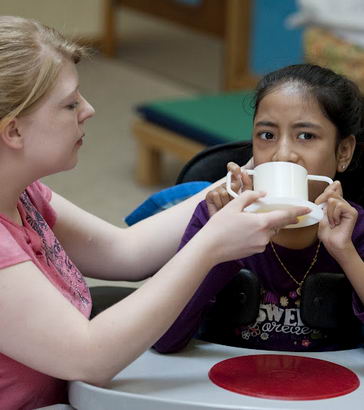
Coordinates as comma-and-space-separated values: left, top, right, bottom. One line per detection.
297, 287, 302, 296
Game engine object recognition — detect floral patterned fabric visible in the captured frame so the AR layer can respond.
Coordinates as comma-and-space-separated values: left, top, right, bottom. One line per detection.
304, 27, 364, 91
0, 181, 91, 409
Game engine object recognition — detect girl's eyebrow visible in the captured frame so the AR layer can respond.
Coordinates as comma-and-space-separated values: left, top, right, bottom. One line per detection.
292, 122, 322, 129
255, 120, 277, 127
254, 120, 323, 130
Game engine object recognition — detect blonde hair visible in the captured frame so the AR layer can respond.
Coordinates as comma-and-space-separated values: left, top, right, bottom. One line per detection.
0, 16, 87, 131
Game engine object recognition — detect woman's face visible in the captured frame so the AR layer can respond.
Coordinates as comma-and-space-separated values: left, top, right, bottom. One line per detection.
252, 84, 347, 201
17, 59, 95, 177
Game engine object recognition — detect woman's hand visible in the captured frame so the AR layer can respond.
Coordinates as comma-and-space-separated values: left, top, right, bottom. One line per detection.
201, 190, 311, 264
316, 181, 358, 260
206, 160, 254, 217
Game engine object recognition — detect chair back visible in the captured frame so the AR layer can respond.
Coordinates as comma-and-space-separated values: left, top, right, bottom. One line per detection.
176, 141, 252, 184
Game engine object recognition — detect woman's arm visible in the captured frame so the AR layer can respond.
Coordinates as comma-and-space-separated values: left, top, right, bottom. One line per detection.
51, 179, 226, 281
0, 192, 308, 386
51, 161, 253, 281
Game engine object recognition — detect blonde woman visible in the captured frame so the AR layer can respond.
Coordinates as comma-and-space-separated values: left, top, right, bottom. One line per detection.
0, 16, 308, 409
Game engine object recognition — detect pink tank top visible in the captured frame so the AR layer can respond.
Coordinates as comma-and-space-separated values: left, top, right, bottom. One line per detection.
0, 181, 92, 409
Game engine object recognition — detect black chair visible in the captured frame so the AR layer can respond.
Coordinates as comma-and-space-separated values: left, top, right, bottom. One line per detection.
176, 141, 252, 184
89, 285, 136, 318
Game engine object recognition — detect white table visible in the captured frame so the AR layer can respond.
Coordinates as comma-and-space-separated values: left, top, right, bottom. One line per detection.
69, 340, 364, 410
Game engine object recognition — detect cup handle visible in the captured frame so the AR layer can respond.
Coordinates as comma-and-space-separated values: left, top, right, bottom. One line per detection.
307, 174, 334, 185
307, 175, 333, 214
226, 168, 254, 198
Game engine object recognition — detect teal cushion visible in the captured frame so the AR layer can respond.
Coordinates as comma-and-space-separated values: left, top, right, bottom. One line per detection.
137, 90, 254, 146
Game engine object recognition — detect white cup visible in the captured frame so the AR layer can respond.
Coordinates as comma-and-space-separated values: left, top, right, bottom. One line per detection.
226, 161, 333, 201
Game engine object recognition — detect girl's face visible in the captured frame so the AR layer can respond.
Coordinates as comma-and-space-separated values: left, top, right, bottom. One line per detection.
252, 84, 350, 201
17, 59, 95, 177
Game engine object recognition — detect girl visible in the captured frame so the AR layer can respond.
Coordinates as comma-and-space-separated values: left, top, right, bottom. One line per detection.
0, 16, 308, 409
154, 63, 364, 353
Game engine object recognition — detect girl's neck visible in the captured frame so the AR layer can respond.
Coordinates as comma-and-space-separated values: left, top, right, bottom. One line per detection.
272, 224, 319, 249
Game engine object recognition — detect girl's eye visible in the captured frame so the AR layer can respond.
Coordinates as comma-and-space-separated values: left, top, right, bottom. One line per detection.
258, 132, 275, 140
297, 132, 315, 140
66, 101, 80, 110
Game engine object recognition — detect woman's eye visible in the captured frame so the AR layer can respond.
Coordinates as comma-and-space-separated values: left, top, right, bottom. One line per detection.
66, 101, 80, 110
258, 132, 275, 140
297, 132, 314, 140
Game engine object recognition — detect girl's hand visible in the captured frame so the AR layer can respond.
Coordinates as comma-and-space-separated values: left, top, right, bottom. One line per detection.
316, 181, 358, 260
206, 160, 253, 217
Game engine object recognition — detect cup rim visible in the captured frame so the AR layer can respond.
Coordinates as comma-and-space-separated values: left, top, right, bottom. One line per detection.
254, 161, 307, 172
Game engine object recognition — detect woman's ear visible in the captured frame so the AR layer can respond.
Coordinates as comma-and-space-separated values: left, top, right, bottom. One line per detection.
0, 119, 23, 149
336, 135, 356, 172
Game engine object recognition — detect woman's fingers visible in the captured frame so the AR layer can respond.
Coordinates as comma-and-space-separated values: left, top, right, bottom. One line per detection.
228, 189, 266, 210
263, 206, 311, 230
228, 190, 310, 228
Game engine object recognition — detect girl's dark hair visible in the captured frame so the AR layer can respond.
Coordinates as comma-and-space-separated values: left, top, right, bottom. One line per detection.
253, 64, 364, 205
254, 64, 364, 141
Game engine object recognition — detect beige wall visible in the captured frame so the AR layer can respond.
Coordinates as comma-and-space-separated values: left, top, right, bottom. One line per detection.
0, 0, 104, 38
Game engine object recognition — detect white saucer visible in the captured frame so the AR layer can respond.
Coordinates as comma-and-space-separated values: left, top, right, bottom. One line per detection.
245, 196, 324, 229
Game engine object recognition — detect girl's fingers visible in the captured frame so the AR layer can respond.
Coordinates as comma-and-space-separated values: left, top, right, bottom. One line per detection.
227, 161, 244, 194
325, 197, 356, 227
241, 170, 253, 191
326, 198, 336, 227
212, 190, 223, 210
315, 181, 342, 205
332, 202, 344, 226
227, 161, 242, 176
220, 189, 231, 207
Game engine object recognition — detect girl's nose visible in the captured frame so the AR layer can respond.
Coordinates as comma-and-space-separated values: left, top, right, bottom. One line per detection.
271, 138, 299, 163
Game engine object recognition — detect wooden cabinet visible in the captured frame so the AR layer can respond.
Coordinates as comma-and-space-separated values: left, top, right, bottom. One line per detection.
101, 0, 258, 90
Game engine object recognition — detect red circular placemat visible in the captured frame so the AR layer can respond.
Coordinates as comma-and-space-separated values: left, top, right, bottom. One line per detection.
209, 354, 360, 400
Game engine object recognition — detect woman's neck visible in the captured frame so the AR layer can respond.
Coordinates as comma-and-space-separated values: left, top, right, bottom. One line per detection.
272, 223, 319, 249
0, 179, 28, 225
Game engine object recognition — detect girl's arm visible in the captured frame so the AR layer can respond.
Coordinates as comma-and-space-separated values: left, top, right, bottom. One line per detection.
0, 192, 307, 386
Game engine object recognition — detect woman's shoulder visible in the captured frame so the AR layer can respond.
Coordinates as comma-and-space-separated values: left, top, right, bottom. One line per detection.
23, 180, 57, 228
0, 221, 30, 270
26, 180, 53, 202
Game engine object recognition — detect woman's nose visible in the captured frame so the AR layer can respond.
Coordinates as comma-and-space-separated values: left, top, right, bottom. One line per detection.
79, 97, 95, 123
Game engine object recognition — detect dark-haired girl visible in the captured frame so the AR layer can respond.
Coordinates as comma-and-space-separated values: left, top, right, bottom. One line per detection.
154, 64, 364, 353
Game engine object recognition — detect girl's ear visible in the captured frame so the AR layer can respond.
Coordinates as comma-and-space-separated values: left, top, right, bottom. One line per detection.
336, 135, 356, 173
0, 119, 23, 149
